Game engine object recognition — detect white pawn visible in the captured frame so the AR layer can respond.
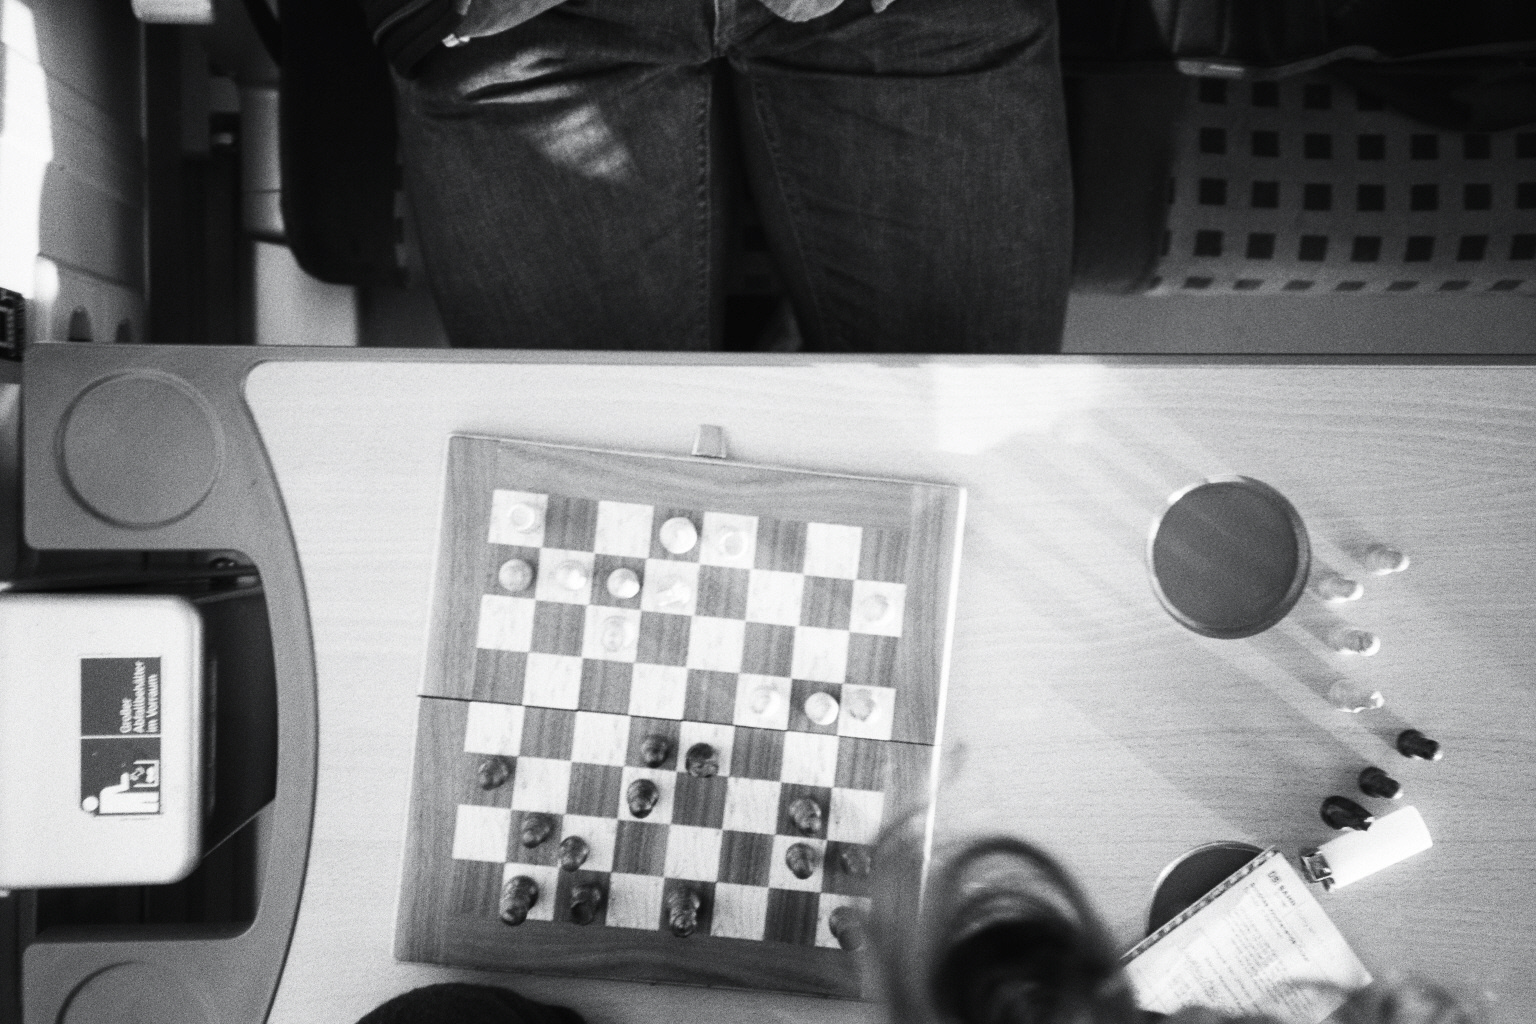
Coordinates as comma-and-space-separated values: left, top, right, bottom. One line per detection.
1364, 544, 1410, 575
1328, 678, 1385, 713
749, 683, 781, 717
804, 691, 840, 726
1313, 572, 1363, 602
508, 502, 541, 534
844, 688, 877, 722
607, 567, 641, 600
498, 558, 533, 593
859, 594, 891, 623
715, 527, 747, 560
556, 560, 590, 592
660, 517, 698, 555
1330, 626, 1380, 656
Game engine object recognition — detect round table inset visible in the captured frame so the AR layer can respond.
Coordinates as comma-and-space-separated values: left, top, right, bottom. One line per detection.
57, 372, 222, 528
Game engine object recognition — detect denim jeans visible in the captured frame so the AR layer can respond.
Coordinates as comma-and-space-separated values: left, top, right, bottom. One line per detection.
392, 0, 1071, 352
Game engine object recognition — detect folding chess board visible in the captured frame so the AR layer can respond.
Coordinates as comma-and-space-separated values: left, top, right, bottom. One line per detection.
396, 436, 964, 997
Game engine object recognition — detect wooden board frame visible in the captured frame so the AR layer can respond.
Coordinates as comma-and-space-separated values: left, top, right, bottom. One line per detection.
396, 436, 965, 998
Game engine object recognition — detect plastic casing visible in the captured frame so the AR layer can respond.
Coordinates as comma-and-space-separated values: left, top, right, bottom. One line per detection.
0, 593, 203, 888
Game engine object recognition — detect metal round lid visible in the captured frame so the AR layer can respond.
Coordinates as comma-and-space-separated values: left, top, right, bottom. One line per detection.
1148, 475, 1310, 639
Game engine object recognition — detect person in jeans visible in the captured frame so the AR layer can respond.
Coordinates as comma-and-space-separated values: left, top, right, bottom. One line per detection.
360, 0, 1073, 352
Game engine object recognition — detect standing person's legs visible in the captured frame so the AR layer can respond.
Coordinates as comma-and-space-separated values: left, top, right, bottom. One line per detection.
725, 0, 1073, 353
392, 2, 729, 349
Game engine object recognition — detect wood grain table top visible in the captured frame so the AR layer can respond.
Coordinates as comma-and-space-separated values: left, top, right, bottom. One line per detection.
241, 358, 1536, 1024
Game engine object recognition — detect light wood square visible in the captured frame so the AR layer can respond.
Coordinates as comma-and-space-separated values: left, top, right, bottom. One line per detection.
733, 674, 791, 730
745, 570, 805, 626
618, 767, 676, 824
476, 595, 535, 652
849, 580, 907, 637
678, 721, 736, 778
803, 523, 862, 579
581, 605, 641, 662
791, 626, 849, 684
558, 814, 618, 873
712, 882, 768, 941
700, 512, 759, 569
463, 702, 525, 756
594, 501, 654, 558
607, 873, 665, 930
522, 653, 582, 709
837, 684, 895, 740
687, 617, 746, 673
510, 757, 571, 814
815, 894, 871, 949
664, 825, 723, 881
451, 805, 511, 862
722, 777, 781, 834
828, 788, 884, 845
641, 559, 701, 616
488, 489, 548, 547
628, 664, 688, 719
570, 711, 631, 766
769, 834, 826, 891
500, 863, 559, 922
535, 549, 596, 604
780, 731, 840, 788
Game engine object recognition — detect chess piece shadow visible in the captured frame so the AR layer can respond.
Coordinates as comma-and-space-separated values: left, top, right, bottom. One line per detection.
868, 817, 1139, 1024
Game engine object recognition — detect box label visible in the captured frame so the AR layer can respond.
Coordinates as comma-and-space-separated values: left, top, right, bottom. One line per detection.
79, 658, 163, 815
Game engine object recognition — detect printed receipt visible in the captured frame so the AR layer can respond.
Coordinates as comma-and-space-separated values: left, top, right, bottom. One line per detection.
1123, 850, 1372, 1024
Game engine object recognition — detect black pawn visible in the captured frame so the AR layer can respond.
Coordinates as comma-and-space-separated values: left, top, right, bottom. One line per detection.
1321, 795, 1374, 831
1358, 766, 1402, 800
1397, 729, 1442, 761
570, 882, 603, 925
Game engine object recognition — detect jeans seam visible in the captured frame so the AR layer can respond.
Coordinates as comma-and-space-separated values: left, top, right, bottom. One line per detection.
696, 80, 713, 351
744, 74, 835, 349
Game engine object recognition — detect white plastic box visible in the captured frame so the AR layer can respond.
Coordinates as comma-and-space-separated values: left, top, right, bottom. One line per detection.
0, 593, 203, 888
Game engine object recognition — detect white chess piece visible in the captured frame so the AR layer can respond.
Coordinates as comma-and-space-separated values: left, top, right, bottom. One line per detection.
1313, 572, 1363, 602
657, 578, 692, 609
844, 688, 877, 722
748, 683, 781, 717
716, 527, 747, 560
498, 558, 533, 593
858, 593, 890, 623
1364, 544, 1410, 575
804, 691, 839, 726
659, 517, 698, 555
1328, 678, 1385, 713
1330, 626, 1380, 656
600, 616, 631, 653
556, 560, 590, 591
607, 567, 641, 599
508, 502, 540, 534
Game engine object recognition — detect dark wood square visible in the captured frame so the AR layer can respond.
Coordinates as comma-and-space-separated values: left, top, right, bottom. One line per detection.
800, 576, 853, 630
648, 508, 702, 562
844, 633, 898, 689
731, 727, 785, 780
543, 495, 599, 550
613, 820, 668, 875
507, 810, 564, 866
857, 527, 908, 583
636, 611, 690, 666
824, 842, 874, 897
777, 783, 832, 838
788, 680, 842, 735
718, 830, 774, 886
471, 650, 525, 704
684, 670, 737, 724
673, 774, 727, 829
520, 707, 575, 759
764, 889, 819, 945
591, 553, 646, 608
552, 868, 610, 926
835, 737, 889, 791
626, 718, 680, 770
530, 601, 587, 657
448, 858, 502, 918
566, 762, 622, 817
579, 660, 632, 714
754, 517, 807, 572
697, 565, 749, 619
659, 879, 716, 935
742, 622, 795, 677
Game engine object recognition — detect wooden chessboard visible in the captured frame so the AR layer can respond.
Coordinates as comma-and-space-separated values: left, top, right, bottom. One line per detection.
395, 435, 964, 998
